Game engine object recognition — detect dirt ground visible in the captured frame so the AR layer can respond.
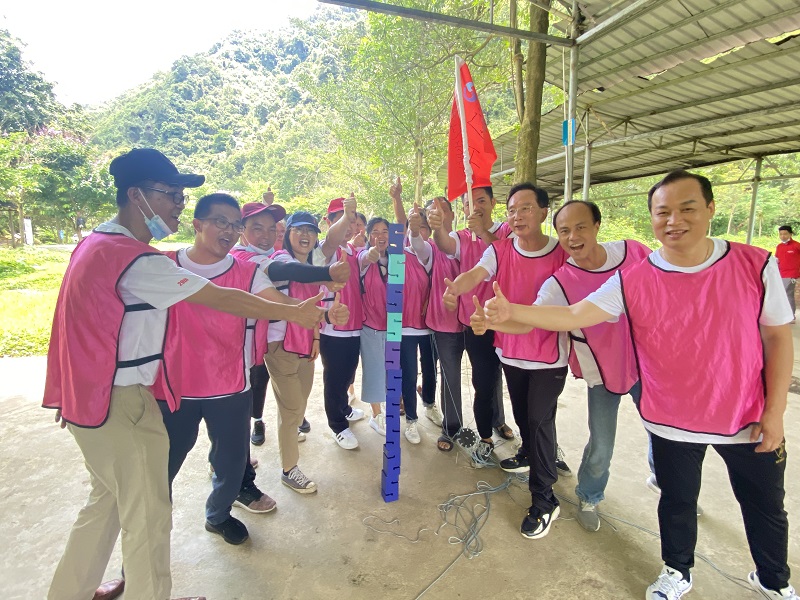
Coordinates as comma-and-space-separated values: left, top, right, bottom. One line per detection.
1, 337, 798, 599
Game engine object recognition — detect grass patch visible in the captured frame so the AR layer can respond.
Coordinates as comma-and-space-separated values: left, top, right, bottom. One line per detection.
0, 247, 69, 357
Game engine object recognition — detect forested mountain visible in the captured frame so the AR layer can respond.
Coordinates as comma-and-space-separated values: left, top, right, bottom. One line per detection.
2, 5, 799, 248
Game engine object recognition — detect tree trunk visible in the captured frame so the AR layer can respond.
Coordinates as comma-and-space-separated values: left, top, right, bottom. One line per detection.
510, 0, 525, 123
8, 210, 16, 248
515, 1, 550, 184
18, 201, 25, 245
727, 201, 737, 235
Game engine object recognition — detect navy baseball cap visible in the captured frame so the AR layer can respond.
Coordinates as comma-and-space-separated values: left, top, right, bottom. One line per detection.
286, 211, 321, 233
109, 148, 205, 189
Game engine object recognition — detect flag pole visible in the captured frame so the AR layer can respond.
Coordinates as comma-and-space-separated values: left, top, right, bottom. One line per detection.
455, 56, 476, 241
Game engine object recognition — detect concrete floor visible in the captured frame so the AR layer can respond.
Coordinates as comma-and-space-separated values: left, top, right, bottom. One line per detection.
1, 342, 799, 600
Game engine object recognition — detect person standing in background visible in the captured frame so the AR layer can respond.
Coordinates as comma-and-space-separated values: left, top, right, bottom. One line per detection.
775, 225, 800, 323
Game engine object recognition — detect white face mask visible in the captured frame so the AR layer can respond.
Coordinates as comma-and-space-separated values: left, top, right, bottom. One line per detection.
245, 244, 272, 255
137, 188, 173, 241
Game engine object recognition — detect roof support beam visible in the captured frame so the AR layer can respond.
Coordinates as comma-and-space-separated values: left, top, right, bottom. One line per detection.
317, 0, 573, 46
576, 0, 668, 46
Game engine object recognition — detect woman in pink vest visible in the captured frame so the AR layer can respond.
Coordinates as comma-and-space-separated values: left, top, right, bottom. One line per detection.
316, 197, 369, 450
359, 217, 391, 435
476, 171, 795, 600
267, 211, 344, 495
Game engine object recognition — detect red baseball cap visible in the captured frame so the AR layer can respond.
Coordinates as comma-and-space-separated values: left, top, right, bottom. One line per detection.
241, 202, 287, 222
327, 197, 345, 215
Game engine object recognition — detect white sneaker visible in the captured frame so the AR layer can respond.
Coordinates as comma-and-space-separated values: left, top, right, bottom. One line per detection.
334, 428, 359, 450
298, 431, 307, 443
405, 421, 421, 444
749, 571, 799, 599
369, 414, 386, 436
424, 404, 443, 427
646, 474, 704, 516
646, 566, 692, 600
346, 408, 366, 422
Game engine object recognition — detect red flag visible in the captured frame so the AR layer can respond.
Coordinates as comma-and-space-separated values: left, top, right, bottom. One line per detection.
447, 57, 497, 201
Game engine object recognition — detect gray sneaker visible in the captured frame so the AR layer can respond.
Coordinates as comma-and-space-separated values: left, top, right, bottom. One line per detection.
281, 466, 317, 494
576, 501, 600, 532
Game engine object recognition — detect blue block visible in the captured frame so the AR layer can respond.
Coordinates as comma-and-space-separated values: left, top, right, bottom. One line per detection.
387, 233, 404, 253
381, 474, 399, 502
385, 391, 401, 405
383, 450, 400, 473
385, 412, 401, 435
385, 340, 401, 369
386, 284, 404, 311
383, 441, 399, 459
388, 223, 404, 237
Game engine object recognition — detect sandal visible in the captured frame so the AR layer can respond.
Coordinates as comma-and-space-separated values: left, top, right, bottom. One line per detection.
437, 435, 454, 452
494, 423, 515, 440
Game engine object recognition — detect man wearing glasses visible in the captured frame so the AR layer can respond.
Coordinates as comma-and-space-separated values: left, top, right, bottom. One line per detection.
44, 149, 327, 600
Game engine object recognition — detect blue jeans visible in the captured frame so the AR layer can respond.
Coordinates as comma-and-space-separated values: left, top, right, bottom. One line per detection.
575, 381, 641, 505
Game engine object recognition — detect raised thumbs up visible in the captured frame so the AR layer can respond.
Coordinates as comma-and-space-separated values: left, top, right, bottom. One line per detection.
442, 277, 459, 312
485, 281, 512, 325
328, 292, 350, 326
470, 295, 488, 335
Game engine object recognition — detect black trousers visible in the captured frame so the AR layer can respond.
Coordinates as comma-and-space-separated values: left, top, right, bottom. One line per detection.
250, 363, 269, 420
651, 434, 790, 590
502, 364, 567, 513
463, 328, 505, 439
320, 334, 361, 434
435, 329, 505, 439
400, 334, 437, 421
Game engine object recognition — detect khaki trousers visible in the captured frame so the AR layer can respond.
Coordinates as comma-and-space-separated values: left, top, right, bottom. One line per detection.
48, 385, 172, 600
265, 341, 315, 472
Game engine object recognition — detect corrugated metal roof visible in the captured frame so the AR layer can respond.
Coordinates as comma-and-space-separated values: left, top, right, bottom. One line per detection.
438, 2, 800, 200
548, 0, 800, 93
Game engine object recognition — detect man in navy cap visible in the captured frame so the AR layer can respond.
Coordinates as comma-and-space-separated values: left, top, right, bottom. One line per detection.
44, 148, 326, 600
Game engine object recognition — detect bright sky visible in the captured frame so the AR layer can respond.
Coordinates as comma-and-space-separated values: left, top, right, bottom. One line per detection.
1, 0, 320, 106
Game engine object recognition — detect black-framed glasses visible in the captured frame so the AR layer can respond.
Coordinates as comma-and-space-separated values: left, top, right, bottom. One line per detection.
140, 186, 189, 206
198, 217, 245, 233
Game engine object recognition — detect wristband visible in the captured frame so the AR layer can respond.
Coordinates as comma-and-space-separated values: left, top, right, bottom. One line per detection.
324, 310, 332, 325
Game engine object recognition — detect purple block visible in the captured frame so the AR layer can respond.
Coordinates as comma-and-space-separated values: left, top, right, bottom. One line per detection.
385, 412, 401, 435
383, 452, 400, 475
383, 441, 399, 459
385, 342, 401, 369
386, 284, 403, 310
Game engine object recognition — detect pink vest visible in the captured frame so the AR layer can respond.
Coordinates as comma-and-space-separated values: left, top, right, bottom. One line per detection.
271, 250, 321, 357
493, 238, 567, 364
402, 247, 430, 330
426, 242, 463, 333
360, 251, 387, 331
552, 240, 650, 394
621, 242, 769, 435
43, 231, 181, 427
160, 252, 260, 398
456, 223, 510, 326
330, 245, 365, 332
230, 247, 270, 361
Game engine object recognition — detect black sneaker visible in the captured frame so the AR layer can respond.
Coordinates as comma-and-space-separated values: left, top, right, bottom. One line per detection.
250, 420, 265, 446
556, 446, 572, 477
500, 451, 530, 473
520, 504, 560, 540
205, 516, 249, 545
298, 418, 311, 434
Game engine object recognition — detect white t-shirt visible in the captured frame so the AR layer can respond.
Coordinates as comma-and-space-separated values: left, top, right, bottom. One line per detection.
536, 241, 627, 387
585, 238, 793, 444
94, 223, 209, 387
176, 249, 273, 397
478, 236, 569, 370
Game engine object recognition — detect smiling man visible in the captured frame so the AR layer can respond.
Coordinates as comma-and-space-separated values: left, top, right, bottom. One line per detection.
476, 170, 795, 600
43, 149, 327, 600
445, 182, 568, 539
511, 200, 650, 533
